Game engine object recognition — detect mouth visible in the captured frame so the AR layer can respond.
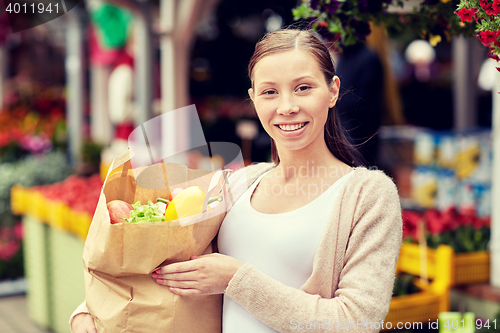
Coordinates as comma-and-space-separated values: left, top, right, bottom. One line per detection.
275, 122, 308, 132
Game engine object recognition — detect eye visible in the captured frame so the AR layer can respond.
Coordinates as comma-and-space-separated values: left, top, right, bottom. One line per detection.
297, 85, 312, 92
261, 89, 277, 96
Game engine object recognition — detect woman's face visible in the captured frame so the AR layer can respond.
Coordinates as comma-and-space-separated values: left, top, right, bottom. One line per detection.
249, 49, 340, 154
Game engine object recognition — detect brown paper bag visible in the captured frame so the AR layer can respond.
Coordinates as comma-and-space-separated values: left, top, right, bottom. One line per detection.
83, 148, 230, 333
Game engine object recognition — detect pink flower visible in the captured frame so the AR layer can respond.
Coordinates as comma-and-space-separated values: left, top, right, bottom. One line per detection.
20, 134, 52, 154
0, 240, 20, 262
13, 224, 23, 240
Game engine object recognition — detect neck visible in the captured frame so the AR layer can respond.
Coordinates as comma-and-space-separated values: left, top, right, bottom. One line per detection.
274, 138, 346, 181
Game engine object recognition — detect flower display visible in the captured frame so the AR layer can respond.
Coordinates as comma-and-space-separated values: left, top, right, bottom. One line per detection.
403, 207, 490, 253
455, 0, 500, 66
293, 0, 474, 50
32, 174, 103, 216
0, 85, 66, 162
0, 151, 73, 232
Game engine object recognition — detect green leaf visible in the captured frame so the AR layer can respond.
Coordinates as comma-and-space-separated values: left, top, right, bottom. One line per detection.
126, 201, 166, 223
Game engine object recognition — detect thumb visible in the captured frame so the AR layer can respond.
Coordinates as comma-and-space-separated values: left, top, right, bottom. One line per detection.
190, 253, 217, 260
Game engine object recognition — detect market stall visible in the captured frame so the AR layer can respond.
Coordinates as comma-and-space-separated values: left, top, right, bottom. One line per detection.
1, 0, 500, 332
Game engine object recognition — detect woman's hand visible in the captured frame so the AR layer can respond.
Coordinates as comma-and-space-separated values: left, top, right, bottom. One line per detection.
153, 253, 243, 296
70, 313, 96, 333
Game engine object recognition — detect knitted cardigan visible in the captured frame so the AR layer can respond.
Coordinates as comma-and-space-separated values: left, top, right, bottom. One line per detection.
71, 162, 402, 333
222, 162, 402, 333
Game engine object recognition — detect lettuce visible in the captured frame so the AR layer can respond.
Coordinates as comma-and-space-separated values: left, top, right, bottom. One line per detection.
125, 201, 166, 223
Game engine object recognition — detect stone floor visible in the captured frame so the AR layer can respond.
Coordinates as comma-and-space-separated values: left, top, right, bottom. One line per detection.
0, 295, 51, 333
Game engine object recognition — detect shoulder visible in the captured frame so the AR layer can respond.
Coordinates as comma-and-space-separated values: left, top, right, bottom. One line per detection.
349, 167, 399, 195
342, 167, 402, 232
344, 167, 401, 214
228, 162, 275, 185
225, 162, 275, 204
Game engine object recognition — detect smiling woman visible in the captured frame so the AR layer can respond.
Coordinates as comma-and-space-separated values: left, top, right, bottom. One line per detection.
248, 48, 339, 159
155, 29, 401, 333
70, 29, 402, 333
247, 30, 360, 166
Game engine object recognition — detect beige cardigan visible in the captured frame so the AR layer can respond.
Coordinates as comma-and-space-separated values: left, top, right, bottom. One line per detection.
223, 163, 402, 333
71, 163, 402, 333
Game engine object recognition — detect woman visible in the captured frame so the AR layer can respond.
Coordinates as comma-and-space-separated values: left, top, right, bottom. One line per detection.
71, 29, 402, 333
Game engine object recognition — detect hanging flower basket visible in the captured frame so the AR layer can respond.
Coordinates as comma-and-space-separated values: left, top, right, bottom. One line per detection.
292, 1, 475, 49
455, 0, 500, 66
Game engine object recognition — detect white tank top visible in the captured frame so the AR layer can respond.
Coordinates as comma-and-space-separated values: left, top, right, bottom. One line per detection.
218, 169, 354, 333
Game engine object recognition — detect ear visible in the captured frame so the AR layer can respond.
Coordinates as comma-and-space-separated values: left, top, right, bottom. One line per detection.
329, 76, 340, 108
248, 88, 255, 103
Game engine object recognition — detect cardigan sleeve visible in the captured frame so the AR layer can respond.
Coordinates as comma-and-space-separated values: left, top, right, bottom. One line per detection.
69, 300, 90, 330
224, 172, 402, 333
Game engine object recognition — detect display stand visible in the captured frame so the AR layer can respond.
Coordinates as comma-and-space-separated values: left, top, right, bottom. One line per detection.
23, 216, 86, 333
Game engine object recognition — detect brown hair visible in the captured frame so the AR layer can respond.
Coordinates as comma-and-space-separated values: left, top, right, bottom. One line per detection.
248, 29, 361, 167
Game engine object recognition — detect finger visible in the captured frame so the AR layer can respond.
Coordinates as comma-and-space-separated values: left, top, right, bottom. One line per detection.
169, 286, 203, 296
156, 261, 198, 274
192, 253, 219, 259
157, 279, 199, 289
153, 270, 198, 281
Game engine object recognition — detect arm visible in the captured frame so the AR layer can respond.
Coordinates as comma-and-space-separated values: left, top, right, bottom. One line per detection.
224, 174, 402, 332
154, 170, 402, 332
69, 301, 96, 333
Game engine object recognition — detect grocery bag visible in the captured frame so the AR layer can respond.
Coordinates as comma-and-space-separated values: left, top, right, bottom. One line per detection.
82, 147, 231, 333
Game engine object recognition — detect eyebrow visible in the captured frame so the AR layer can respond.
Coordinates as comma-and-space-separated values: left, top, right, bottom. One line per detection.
256, 75, 317, 88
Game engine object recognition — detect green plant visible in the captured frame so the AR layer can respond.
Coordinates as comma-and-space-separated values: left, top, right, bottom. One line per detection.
292, 0, 475, 50
0, 151, 73, 228
81, 140, 104, 166
393, 272, 421, 297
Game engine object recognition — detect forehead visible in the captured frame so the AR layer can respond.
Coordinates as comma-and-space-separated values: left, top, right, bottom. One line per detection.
252, 49, 322, 82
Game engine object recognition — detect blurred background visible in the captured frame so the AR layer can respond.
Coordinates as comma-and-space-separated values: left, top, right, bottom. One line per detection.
0, 0, 499, 332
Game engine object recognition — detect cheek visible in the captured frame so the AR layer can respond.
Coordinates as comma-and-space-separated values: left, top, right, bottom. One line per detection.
254, 106, 272, 131
254, 101, 273, 122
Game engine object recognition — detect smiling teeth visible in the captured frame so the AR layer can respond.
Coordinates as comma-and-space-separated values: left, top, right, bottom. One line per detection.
278, 122, 307, 131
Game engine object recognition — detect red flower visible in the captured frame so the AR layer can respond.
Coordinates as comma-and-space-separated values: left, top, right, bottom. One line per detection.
480, 0, 491, 9
496, 67, 500, 72
317, 21, 328, 28
477, 30, 497, 46
484, 3, 497, 15
424, 209, 448, 235
493, 0, 500, 14
0, 132, 9, 147
456, 8, 474, 22
487, 51, 500, 61
470, 7, 479, 20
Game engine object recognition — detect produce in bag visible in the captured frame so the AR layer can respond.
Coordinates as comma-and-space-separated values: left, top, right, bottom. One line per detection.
83, 148, 232, 333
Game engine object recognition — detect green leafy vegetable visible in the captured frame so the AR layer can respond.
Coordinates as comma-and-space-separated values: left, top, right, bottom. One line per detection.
125, 201, 166, 223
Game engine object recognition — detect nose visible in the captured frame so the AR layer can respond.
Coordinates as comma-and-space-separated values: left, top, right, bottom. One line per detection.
276, 94, 299, 116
